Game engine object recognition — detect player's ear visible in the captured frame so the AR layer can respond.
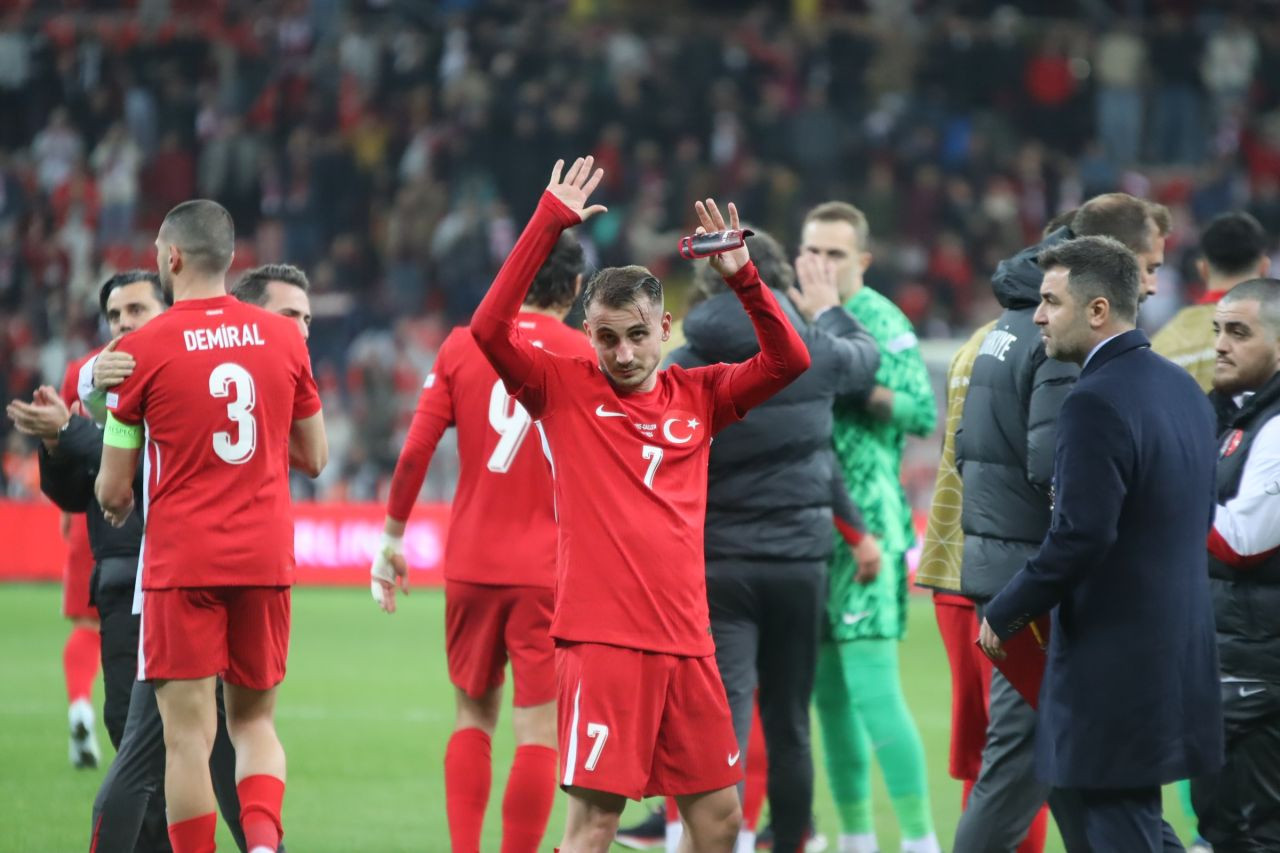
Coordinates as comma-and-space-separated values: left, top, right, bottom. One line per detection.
858, 251, 873, 273
661, 312, 672, 342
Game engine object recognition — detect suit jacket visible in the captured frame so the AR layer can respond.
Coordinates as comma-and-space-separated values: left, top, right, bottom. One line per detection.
985, 329, 1223, 788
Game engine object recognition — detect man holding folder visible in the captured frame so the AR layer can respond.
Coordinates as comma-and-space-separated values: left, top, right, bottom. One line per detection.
979, 235, 1223, 851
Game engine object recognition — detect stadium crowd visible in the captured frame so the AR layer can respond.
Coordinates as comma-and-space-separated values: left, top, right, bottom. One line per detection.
4, 0, 1280, 501
8, 2, 1280, 853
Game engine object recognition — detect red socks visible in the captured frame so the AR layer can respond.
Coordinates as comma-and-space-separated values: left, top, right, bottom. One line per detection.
168, 812, 216, 853
445, 728, 492, 853
238, 773, 285, 851
63, 625, 100, 703
501, 744, 557, 853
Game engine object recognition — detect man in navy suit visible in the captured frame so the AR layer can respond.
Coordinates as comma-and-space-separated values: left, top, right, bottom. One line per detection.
978, 235, 1224, 851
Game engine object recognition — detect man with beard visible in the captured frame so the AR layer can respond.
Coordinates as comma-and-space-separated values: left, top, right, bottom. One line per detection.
1191, 278, 1280, 850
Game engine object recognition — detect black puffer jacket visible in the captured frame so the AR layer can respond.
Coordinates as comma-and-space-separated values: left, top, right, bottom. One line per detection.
1208, 374, 1280, 682
957, 227, 1080, 600
667, 290, 880, 562
39, 415, 144, 593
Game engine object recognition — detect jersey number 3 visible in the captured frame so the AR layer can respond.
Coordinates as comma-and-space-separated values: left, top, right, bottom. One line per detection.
210, 363, 257, 465
487, 380, 532, 472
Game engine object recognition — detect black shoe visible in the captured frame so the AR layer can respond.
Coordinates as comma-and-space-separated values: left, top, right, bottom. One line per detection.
615, 804, 666, 849
756, 815, 828, 852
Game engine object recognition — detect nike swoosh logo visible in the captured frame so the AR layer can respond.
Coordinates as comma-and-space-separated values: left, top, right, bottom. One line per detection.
595, 404, 627, 418
727, 751, 741, 766
1240, 686, 1266, 698
842, 610, 872, 625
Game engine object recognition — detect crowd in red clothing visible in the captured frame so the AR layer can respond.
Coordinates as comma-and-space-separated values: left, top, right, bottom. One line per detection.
3, 0, 1280, 499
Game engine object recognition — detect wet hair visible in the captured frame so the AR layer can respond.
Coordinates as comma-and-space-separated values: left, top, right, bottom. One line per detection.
1072, 193, 1171, 253
1038, 235, 1141, 323
582, 265, 663, 312
695, 226, 792, 300
158, 199, 235, 275
1220, 278, 1280, 338
98, 270, 167, 316
803, 201, 871, 250
525, 232, 584, 309
231, 263, 311, 306
1200, 212, 1270, 277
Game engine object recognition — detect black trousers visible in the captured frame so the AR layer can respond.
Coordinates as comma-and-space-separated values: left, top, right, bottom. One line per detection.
706, 557, 825, 852
1191, 679, 1280, 852
96, 560, 143, 749
90, 571, 259, 852
1050, 786, 1184, 853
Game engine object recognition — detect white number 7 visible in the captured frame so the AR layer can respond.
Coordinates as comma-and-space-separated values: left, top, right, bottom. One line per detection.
642, 445, 663, 489
584, 722, 609, 771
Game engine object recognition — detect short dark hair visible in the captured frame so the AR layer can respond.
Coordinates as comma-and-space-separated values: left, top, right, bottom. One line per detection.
582, 265, 663, 311
1038, 235, 1141, 323
525, 232, 584, 310
98, 270, 167, 316
231, 263, 311, 306
159, 199, 235, 275
1201, 212, 1270, 277
695, 226, 792, 300
1072, 193, 1171, 253
1220, 278, 1280, 337
803, 201, 871, 250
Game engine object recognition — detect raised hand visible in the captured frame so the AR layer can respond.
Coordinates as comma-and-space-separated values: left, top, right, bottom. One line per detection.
546, 156, 607, 223
791, 253, 843, 323
695, 199, 749, 278
94, 336, 135, 390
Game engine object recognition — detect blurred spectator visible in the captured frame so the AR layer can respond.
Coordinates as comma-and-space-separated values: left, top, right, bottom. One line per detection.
1093, 21, 1146, 167
0, 0, 1277, 502
91, 123, 142, 248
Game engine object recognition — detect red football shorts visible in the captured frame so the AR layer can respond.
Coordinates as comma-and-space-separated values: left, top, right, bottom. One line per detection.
62, 518, 97, 620
445, 580, 555, 707
140, 586, 290, 690
934, 593, 992, 781
556, 641, 743, 800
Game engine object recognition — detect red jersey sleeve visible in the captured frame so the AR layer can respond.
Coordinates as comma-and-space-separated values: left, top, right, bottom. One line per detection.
291, 332, 322, 421
104, 335, 151, 426
385, 333, 458, 522
704, 261, 810, 432
60, 359, 80, 408
470, 192, 582, 419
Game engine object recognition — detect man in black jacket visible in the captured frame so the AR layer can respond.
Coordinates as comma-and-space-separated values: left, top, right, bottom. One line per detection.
665, 228, 881, 853
1192, 277, 1280, 850
8, 271, 164, 749
954, 193, 1172, 852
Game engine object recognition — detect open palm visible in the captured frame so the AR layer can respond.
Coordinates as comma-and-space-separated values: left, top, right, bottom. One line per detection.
546, 156, 607, 222
695, 198, 749, 278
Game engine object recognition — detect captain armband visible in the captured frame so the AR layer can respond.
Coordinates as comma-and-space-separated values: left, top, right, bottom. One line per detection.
103, 413, 143, 449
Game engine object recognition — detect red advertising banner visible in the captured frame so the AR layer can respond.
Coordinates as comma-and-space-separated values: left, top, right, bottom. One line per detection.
0, 500, 452, 586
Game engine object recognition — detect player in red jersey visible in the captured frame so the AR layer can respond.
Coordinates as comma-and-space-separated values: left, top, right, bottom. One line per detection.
371, 232, 594, 853
59, 351, 103, 768
470, 157, 811, 853
95, 200, 328, 853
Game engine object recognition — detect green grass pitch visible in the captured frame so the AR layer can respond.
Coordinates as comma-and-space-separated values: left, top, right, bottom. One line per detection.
0, 584, 1194, 852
